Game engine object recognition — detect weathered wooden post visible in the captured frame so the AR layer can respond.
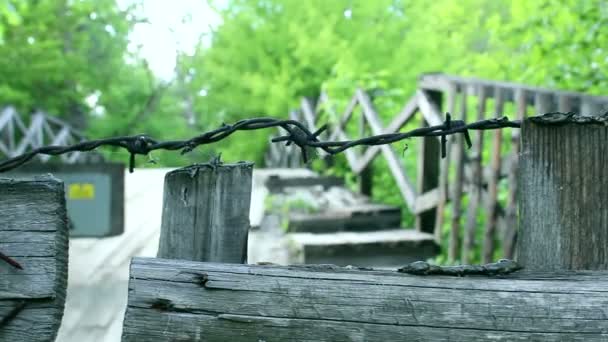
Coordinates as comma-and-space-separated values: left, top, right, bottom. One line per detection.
156, 161, 254, 263
517, 113, 608, 270
0, 176, 68, 342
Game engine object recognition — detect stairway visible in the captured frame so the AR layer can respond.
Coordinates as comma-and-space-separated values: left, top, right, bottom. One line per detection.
262, 171, 439, 268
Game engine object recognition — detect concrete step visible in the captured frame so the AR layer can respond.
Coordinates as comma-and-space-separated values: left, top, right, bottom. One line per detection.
287, 203, 402, 233
286, 229, 439, 268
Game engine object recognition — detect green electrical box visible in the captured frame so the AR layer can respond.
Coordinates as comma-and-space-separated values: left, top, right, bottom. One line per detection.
5, 162, 125, 238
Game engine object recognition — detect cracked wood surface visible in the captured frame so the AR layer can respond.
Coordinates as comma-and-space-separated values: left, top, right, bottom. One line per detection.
123, 258, 608, 342
0, 176, 68, 342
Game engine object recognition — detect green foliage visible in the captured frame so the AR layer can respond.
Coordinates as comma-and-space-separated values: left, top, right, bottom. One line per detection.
4, 0, 608, 262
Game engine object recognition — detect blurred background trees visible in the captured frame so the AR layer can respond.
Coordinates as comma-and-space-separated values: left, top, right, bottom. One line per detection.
1, 0, 607, 261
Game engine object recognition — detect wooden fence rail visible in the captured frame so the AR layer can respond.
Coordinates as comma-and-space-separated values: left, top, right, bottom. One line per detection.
265, 73, 608, 263
0, 106, 101, 164
122, 118, 608, 341
0, 176, 68, 342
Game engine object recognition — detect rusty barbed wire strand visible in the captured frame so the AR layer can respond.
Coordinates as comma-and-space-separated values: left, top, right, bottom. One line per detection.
0, 113, 521, 175
0, 112, 524, 270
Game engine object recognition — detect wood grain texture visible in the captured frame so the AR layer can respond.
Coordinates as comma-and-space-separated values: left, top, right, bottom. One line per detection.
517, 118, 608, 270
123, 258, 608, 342
157, 162, 253, 263
0, 176, 68, 342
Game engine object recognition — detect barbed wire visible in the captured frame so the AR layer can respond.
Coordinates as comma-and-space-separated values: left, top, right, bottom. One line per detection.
0, 113, 521, 174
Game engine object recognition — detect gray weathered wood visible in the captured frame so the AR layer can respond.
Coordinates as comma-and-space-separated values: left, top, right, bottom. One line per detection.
482, 87, 504, 263
434, 84, 456, 243
415, 90, 441, 234
265, 175, 344, 193
517, 117, 608, 270
503, 88, 527, 259
0, 176, 68, 342
123, 258, 608, 342
157, 162, 253, 263
287, 229, 439, 267
462, 86, 486, 263
418, 73, 608, 110
287, 203, 402, 233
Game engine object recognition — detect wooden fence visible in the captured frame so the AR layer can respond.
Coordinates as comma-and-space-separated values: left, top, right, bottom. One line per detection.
0, 106, 102, 163
265, 73, 608, 263
120, 118, 608, 341
3, 114, 608, 341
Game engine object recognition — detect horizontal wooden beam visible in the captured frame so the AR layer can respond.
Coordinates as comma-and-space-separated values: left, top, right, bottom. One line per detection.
0, 176, 68, 342
123, 258, 608, 341
418, 73, 608, 113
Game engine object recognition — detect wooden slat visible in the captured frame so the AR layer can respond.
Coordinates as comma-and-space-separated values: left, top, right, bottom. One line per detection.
557, 94, 573, 112
435, 83, 456, 243
13, 113, 45, 155
0, 107, 16, 131
452, 88, 467, 263
355, 94, 419, 173
328, 95, 358, 141
462, 85, 486, 263
503, 88, 526, 259
418, 73, 608, 109
414, 188, 440, 214
415, 90, 442, 234
482, 87, 505, 263
287, 229, 439, 267
300, 98, 317, 130
355, 89, 416, 209
416, 90, 444, 126
0, 176, 68, 342
124, 258, 608, 342
535, 92, 554, 115
581, 98, 604, 116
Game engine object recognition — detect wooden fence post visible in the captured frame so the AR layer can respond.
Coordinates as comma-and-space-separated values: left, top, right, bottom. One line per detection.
415, 90, 441, 234
0, 176, 68, 342
517, 114, 608, 270
157, 162, 254, 263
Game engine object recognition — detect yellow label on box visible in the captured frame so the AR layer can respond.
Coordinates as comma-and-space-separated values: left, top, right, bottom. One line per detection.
68, 183, 95, 200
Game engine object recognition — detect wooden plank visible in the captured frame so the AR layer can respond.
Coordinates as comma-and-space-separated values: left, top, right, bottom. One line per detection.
435, 84, 456, 243
413, 188, 440, 214
358, 102, 373, 196
157, 162, 253, 263
418, 73, 608, 108
416, 90, 444, 126
518, 116, 608, 270
558, 94, 573, 112
535, 92, 554, 115
355, 89, 417, 210
462, 86, 486, 263
265, 175, 344, 193
300, 98, 317, 131
14, 113, 45, 155
415, 90, 441, 234
0, 176, 68, 342
287, 203, 402, 233
355, 94, 419, 171
287, 229, 439, 267
581, 98, 604, 116
503, 88, 526, 259
328, 95, 358, 141
123, 258, 608, 342
482, 87, 505, 263
452, 88, 467, 263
